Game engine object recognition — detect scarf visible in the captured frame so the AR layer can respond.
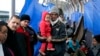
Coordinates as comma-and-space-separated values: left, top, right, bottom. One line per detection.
50, 17, 59, 26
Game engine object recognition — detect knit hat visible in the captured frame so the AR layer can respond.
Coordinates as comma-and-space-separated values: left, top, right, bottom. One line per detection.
94, 35, 100, 43
20, 14, 30, 21
49, 6, 59, 14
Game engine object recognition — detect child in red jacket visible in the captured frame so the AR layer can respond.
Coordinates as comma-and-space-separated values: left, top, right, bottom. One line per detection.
39, 11, 55, 55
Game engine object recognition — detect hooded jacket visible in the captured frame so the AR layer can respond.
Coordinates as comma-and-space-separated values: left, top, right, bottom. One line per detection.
39, 11, 51, 37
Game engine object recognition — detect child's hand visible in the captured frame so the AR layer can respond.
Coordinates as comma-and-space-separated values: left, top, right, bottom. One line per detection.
47, 37, 52, 42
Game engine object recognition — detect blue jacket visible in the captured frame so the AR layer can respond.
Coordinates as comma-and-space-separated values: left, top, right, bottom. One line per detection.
68, 39, 80, 52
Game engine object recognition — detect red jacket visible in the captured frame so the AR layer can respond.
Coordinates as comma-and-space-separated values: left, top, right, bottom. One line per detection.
39, 11, 51, 37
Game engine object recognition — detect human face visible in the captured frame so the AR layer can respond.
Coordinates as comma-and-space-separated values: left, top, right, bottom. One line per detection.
92, 38, 97, 46
50, 12, 58, 21
0, 26, 8, 43
20, 20, 29, 28
45, 14, 51, 22
8, 17, 20, 31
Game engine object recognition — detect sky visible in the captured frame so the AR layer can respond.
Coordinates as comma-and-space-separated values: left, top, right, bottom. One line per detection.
0, 0, 25, 13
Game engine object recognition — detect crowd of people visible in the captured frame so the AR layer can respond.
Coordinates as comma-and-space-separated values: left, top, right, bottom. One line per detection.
0, 6, 100, 56
0, 14, 37, 56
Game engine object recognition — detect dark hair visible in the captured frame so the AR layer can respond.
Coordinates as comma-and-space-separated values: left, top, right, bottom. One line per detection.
11, 15, 20, 19
94, 35, 100, 43
80, 40, 86, 45
0, 21, 7, 31
59, 8, 64, 16
66, 25, 70, 29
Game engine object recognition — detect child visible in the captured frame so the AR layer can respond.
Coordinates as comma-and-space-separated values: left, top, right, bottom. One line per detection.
39, 11, 54, 55
91, 35, 100, 56
16, 14, 32, 56
80, 40, 88, 55
67, 37, 80, 56
0, 21, 14, 56
87, 35, 100, 56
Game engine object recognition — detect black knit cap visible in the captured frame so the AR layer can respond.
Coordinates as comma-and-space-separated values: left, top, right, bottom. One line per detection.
94, 35, 100, 43
20, 14, 30, 21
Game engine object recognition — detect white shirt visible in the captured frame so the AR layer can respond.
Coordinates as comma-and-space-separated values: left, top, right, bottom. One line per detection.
0, 44, 4, 56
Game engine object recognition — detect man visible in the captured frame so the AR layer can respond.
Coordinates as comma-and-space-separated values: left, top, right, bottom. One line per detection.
0, 21, 14, 56
46, 6, 67, 56
16, 14, 37, 56
4, 15, 21, 56
91, 35, 100, 56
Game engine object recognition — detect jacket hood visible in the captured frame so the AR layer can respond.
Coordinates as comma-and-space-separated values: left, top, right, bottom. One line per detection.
41, 11, 49, 21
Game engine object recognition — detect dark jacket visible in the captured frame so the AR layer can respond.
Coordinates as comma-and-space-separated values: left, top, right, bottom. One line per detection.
26, 26, 38, 55
15, 33, 27, 56
4, 26, 22, 56
46, 21, 67, 56
87, 44, 100, 56
16, 26, 32, 56
91, 44, 100, 56
3, 44, 14, 56
26, 26, 38, 45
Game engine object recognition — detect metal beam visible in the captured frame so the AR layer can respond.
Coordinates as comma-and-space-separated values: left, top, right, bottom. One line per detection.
9, 0, 15, 18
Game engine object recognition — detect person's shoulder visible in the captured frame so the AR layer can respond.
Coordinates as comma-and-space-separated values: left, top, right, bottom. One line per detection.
57, 21, 64, 25
40, 21, 46, 23
40, 21, 46, 25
